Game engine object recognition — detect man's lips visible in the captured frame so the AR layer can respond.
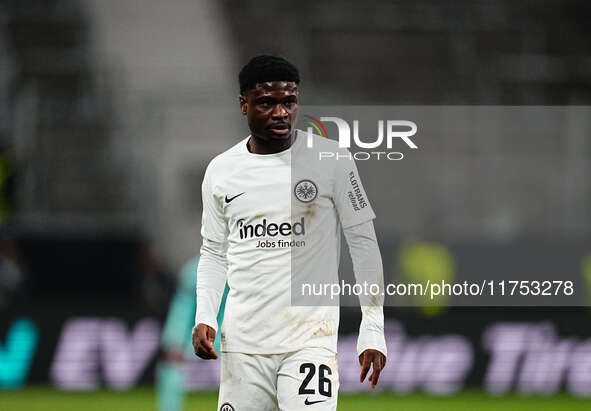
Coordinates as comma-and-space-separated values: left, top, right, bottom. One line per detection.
268, 124, 290, 134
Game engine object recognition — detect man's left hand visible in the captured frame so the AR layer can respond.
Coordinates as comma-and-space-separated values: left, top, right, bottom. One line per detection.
359, 349, 386, 389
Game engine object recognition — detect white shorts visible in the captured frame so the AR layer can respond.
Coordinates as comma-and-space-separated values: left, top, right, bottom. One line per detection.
218, 347, 339, 411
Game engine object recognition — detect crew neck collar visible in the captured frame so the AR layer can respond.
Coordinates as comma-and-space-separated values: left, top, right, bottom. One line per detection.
243, 130, 303, 158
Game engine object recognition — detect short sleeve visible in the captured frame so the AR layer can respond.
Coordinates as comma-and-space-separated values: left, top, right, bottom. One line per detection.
333, 150, 376, 229
201, 164, 228, 243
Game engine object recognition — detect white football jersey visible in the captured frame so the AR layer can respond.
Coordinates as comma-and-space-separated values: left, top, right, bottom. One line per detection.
201, 130, 375, 354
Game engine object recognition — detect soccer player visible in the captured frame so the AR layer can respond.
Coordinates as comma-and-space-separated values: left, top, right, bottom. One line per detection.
158, 257, 228, 411
193, 55, 387, 410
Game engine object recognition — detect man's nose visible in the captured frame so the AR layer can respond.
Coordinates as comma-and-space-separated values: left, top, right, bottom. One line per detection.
272, 104, 288, 119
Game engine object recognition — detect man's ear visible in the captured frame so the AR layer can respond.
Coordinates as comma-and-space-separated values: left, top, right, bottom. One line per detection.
239, 95, 247, 115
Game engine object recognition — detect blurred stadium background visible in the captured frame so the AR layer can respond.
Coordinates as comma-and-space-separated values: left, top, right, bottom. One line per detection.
1, 0, 591, 409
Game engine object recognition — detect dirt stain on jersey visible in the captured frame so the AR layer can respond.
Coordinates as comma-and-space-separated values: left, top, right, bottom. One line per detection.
311, 320, 335, 338
293, 203, 316, 223
281, 311, 336, 340
327, 354, 338, 372
304, 203, 317, 219
358, 287, 384, 307
370, 293, 381, 307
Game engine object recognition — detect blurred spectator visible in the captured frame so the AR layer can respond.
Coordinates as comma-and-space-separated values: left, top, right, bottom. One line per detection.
0, 236, 24, 309
398, 239, 456, 316
0, 146, 16, 223
157, 257, 228, 411
136, 242, 174, 315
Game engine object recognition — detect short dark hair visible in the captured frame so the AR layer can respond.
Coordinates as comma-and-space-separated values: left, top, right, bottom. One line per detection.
239, 55, 300, 95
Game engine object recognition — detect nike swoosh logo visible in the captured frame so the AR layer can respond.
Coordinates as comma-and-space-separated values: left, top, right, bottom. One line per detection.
304, 398, 327, 405
225, 192, 245, 203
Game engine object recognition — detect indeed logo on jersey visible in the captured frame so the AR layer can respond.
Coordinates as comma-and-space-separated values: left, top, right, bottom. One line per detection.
238, 217, 305, 239
237, 217, 307, 248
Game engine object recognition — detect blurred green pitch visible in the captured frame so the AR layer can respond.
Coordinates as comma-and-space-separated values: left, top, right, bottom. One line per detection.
2, 388, 591, 411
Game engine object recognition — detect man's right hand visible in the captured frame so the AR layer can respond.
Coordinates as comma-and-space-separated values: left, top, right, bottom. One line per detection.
192, 323, 218, 360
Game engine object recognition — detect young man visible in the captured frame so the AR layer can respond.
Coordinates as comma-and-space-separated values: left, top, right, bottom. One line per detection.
193, 55, 386, 410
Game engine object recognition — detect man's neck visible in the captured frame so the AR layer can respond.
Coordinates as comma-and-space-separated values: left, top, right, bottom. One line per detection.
247, 133, 295, 154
